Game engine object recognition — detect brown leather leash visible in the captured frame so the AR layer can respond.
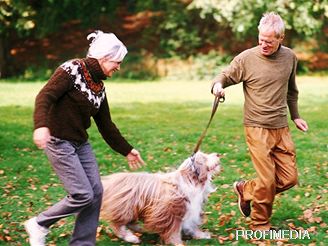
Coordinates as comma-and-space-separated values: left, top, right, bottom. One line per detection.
193, 96, 225, 154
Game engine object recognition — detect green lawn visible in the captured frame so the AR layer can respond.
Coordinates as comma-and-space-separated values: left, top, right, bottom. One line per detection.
0, 77, 327, 245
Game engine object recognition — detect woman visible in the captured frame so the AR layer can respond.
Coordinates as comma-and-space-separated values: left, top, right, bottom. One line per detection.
24, 30, 145, 246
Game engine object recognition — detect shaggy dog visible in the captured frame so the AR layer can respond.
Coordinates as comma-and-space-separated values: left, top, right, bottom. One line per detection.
100, 151, 220, 245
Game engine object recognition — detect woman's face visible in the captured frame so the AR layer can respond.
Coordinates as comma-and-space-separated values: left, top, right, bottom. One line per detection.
99, 58, 121, 77
258, 29, 284, 56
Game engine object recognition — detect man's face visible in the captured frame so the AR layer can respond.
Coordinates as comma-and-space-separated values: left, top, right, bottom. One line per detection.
258, 29, 284, 56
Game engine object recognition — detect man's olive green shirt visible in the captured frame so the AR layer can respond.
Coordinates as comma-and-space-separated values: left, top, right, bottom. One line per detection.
213, 45, 300, 129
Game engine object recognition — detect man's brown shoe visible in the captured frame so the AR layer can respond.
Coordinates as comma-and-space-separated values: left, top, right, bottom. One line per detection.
233, 181, 251, 217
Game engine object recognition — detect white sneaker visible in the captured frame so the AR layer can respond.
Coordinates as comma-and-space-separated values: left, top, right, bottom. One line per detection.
24, 217, 49, 246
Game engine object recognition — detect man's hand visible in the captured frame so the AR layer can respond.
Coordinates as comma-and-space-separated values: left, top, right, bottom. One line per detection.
33, 127, 51, 149
293, 118, 308, 132
212, 83, 225, 98
126, 149, 145, 170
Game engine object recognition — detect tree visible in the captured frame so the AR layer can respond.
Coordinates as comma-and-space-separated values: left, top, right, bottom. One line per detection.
189, 0, 328, 46
0, 0, 120, 78
1, 0, 327, 78
132, 0, 221, 58
0, 1, 35, 77
0, 0, 219, 78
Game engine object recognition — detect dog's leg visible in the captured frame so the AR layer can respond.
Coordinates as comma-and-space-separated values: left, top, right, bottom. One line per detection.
110, 223, 141, 244
162, 229, 183, 246
164, 233, 183, 246
127, 222, 144, 233
191, 228, 211, 239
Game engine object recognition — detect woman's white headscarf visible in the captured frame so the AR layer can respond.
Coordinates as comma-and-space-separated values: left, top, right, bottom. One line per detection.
86, 30, 128, 62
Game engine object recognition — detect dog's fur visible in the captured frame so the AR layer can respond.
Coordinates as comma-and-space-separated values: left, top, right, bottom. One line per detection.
100, 151, 220, 245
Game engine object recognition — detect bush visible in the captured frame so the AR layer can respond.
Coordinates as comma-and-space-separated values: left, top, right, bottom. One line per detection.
5, 51, 232, 82
163, 51, 232, 81
20, 66, 54, 81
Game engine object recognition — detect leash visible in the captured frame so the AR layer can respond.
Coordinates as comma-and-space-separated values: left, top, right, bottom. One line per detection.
192, 96, 225, 154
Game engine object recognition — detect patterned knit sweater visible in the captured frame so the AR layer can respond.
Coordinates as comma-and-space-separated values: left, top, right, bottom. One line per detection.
212, 45, 300, 129
34, 57, 133, 156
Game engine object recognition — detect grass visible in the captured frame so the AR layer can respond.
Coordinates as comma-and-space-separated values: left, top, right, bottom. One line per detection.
0, 76, 327, 245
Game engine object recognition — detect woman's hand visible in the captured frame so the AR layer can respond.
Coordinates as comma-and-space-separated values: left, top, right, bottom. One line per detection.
126, 149, 145, 170
33, 127, 51, 149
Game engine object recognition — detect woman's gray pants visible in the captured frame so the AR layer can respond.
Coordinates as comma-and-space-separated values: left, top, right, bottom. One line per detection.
36, 136, 103, 246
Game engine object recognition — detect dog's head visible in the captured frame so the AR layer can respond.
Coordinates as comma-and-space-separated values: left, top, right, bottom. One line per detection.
178, 151, 221, 184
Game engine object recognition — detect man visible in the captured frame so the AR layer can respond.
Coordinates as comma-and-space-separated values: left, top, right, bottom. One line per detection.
211, 12, 308, 230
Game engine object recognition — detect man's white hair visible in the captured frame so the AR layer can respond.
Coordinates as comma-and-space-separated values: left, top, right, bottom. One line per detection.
86, 30, 128, 62
258, 12, 285, 38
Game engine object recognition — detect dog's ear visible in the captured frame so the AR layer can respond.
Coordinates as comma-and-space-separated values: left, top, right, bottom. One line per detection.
217, 153, 224, 159
195, 165, 208, 184
194, 152, 208, 184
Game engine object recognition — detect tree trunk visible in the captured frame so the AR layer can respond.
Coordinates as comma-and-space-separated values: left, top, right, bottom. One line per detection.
0, 37, 5, 78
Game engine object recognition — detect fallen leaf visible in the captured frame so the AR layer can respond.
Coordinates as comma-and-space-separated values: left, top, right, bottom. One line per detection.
288, 222, 296, 229
4, 236, 12, 241
307, 226, 317, 233
314, 217, 322, 223
293, 195, 301, 201
303, 209, 313, 219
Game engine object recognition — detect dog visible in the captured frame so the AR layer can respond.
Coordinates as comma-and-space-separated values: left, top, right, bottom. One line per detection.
100, 151, 220, 245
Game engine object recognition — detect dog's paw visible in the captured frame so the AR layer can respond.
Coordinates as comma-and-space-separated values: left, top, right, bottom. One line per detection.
124, 233, 141, 244
194, 231, 211, 239
127, 223, 144, 233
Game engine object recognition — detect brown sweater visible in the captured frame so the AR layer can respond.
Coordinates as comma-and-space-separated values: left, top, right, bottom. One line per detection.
34, 57, 133, 156
213, 45, 300, 128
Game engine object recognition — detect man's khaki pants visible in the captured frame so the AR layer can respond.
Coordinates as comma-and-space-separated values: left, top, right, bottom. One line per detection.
243, 126, 298, 230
